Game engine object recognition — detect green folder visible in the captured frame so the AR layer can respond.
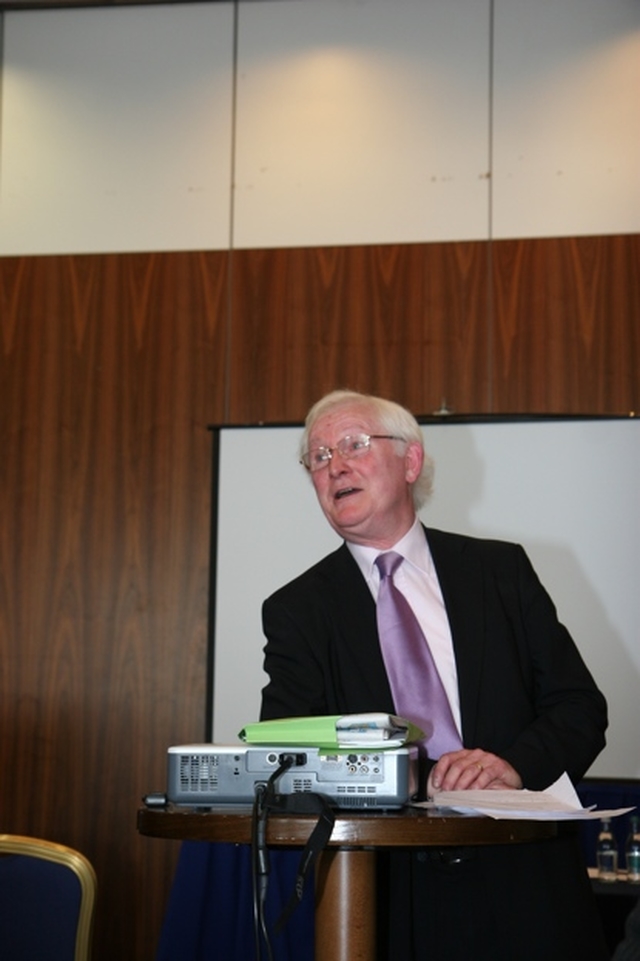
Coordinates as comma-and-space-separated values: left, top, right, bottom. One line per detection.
238, 712, 424, 750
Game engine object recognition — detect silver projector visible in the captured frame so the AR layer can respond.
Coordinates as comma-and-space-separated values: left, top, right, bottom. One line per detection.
167, 744, 418, 809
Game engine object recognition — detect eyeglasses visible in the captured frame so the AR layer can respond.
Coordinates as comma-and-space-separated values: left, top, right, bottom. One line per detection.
300, 433, 405, 472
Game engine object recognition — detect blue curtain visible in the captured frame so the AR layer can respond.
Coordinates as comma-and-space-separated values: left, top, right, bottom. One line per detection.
156, 842, 315, 961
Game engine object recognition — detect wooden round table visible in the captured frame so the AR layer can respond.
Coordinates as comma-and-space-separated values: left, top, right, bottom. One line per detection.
138, 804, 556, 961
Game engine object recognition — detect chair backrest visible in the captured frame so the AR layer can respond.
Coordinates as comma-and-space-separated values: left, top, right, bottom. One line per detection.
0, 834, 97, 961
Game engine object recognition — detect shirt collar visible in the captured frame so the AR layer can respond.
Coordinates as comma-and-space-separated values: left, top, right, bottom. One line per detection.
347, 516, 432, 582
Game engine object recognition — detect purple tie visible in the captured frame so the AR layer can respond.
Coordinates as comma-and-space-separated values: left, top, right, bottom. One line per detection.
375, 551, 463, 759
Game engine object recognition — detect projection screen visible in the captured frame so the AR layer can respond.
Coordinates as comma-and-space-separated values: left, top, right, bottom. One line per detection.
209, 416, 639, 780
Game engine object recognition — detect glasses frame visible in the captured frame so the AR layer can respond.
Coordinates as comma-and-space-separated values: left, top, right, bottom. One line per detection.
300, 433, 405, 472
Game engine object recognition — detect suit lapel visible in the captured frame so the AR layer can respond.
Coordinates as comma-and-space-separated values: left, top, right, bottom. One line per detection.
321, 544, 395, 710
425, 528, 485, 746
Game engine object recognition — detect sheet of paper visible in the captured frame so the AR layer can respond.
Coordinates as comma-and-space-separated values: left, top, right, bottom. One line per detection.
414, 772, 636, 820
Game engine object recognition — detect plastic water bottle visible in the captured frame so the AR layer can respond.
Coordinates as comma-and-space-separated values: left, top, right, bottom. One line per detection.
625, 815, 640, 883
596, 817, 618, 882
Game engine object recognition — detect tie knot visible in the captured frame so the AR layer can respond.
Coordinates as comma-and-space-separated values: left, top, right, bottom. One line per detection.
375, 551, 404, 579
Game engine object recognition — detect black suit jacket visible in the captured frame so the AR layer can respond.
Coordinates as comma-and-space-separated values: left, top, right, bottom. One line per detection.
260, 527, 610, 960
261, 526, 607, 790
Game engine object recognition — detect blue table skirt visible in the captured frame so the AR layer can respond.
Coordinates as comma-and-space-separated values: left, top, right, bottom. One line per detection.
156, 842, 315, 961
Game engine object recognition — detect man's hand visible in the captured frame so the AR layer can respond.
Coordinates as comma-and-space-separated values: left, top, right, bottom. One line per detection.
428, 748, 523, 795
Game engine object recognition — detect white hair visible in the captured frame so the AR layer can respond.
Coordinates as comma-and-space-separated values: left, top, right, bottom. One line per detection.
300, 389, 434, 509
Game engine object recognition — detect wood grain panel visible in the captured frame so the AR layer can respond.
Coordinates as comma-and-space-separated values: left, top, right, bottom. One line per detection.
0, 250, 228, 961
491, 235, 640, 413
228, 241, 490, 423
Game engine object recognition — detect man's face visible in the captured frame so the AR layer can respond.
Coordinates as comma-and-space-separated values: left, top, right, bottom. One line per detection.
306, 404, 423, 549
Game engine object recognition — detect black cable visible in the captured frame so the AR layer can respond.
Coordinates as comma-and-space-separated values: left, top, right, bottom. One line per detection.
251, 756, 295, 961
251, 783, 270, 961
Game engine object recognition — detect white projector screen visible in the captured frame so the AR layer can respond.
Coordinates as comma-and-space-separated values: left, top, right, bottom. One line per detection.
209, 417, 639, 780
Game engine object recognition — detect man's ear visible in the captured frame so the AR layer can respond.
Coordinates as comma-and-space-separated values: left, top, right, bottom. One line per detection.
404, 441, 424, 484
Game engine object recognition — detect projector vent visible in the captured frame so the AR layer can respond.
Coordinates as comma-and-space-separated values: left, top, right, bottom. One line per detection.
292, 777, 314, 793
179, 753, 219, 793
335, 785, 377, 795
334, 795, 376, 808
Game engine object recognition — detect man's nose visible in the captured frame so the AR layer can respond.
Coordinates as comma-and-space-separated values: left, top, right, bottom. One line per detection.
328, 449, 349, 475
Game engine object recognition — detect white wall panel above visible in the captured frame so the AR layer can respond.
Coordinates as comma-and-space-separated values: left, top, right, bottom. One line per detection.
0, 4, 234, 256
232, 0, 491, 250
1, 0, 637, 257
492, 0, 640, 239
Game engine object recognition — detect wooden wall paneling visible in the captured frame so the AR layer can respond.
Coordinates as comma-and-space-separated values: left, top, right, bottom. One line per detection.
0, 250, 229, 960
590, 233, 640, 414
419, 240, 491, 417
227, 241, 491, 424
490, 234, 640, 414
